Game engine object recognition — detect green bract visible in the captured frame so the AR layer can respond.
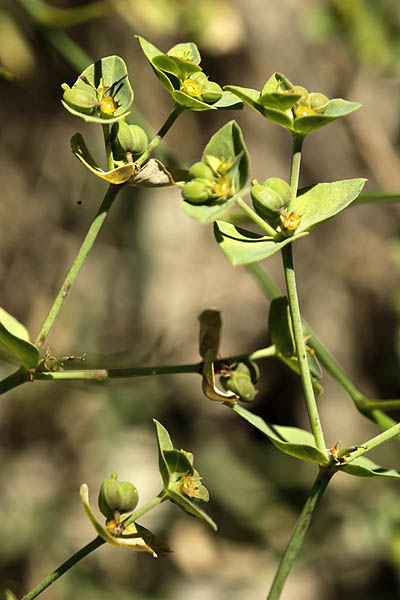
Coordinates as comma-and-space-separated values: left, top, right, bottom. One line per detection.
80, 483, 170, 556
214, 178, 366, 264
61, 56, 133, 124
0, 306, 39, 370
136, 35, 241, 112
182, 120, 250, 222
153, 420, 216, 530
225, 72, 361, 136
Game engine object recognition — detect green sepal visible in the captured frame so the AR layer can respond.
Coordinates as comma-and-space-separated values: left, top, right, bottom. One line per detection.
153, 420, 217, 529
233, 405, 330, 466
226, 74, 362, 135
224, 85, 294, 128
152, 54, 201, 81
340, 457, 400, 479
167, 42, 201, 65
0, 307, 40, 369
61, 56, 133, 124
214, 221, 308, 265
292, 179, 367, 233
293, 99, 362, 135
182, 121, 249, 222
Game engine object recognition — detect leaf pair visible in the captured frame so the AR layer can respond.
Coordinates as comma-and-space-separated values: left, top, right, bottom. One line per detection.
226, 72, 361, 136
215, 178, 366, 265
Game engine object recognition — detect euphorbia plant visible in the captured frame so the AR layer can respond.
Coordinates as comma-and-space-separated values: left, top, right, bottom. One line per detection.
1, 35, 400, 600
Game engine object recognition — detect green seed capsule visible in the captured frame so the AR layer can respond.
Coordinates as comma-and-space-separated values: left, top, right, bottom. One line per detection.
251, 177, 291, 226
111, 121, 134, 158
182, 179, 214, 204
201, 81, 223, 104
128, 125, 148, 154
188, 161, 215, 181
98, 473, 122, 519
62, 86, 96, 114
118, 481, 139, 514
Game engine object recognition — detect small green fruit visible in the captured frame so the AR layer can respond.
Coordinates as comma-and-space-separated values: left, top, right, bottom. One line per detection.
111, 121, 134, 158
62, 86, 96, 114
188, 161, 215, 181
251, 177, 291, 226
201, 81, 223, 104
128, 125, 149, 154
182, 179, 214, 204
98, 473, 139, 519
98, 473, 122, 519
118, 481, 139, 514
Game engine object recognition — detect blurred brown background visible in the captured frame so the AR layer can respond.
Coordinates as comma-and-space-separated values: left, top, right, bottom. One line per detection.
1, 1, 400, 598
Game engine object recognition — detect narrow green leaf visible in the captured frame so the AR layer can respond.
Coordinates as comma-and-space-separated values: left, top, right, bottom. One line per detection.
233, 405, 330, 465
168, 490, 217, 530
153, 419, 173, 487
214, 221, 308, 265
340, 456, 400, 479
0, 307, 39, 369
294, 179, 367, 233
268, 297, 295, 358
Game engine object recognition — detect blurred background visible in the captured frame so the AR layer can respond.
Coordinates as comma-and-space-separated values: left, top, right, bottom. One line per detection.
1, 0, 400, 598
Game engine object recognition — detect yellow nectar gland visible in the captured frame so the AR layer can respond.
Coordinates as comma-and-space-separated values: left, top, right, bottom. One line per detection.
214, 175, 232, 198
282, 211, 301, 231
181, 78, 203, 98
293, 105, 318, 118
100, 95, 119, 115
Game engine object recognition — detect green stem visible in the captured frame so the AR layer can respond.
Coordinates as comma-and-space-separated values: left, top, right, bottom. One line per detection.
364, 399, 400, 411
21, 536, 104, 600
123, 492, 167, 527
35, 362, 203, 381
288, 134, 303, 211
356, 191, 400, 204
266, 467, 334, 600
21, 492, 167, 600
32, 346, 276, 383
235, 197, 278, 237
281, 245, 326, 452
343, 422, 400, 463
136, 104, 185, 167
102, 124, 114, 171
35, 184, 121, 348
245, 262, 400, 435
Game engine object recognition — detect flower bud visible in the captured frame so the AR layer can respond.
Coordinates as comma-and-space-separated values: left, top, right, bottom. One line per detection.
201, 81, 223, 104
188, 161, 215, 182
98, 473, 139, 519
62, 86, 96, 115
182, 179, 214, 204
